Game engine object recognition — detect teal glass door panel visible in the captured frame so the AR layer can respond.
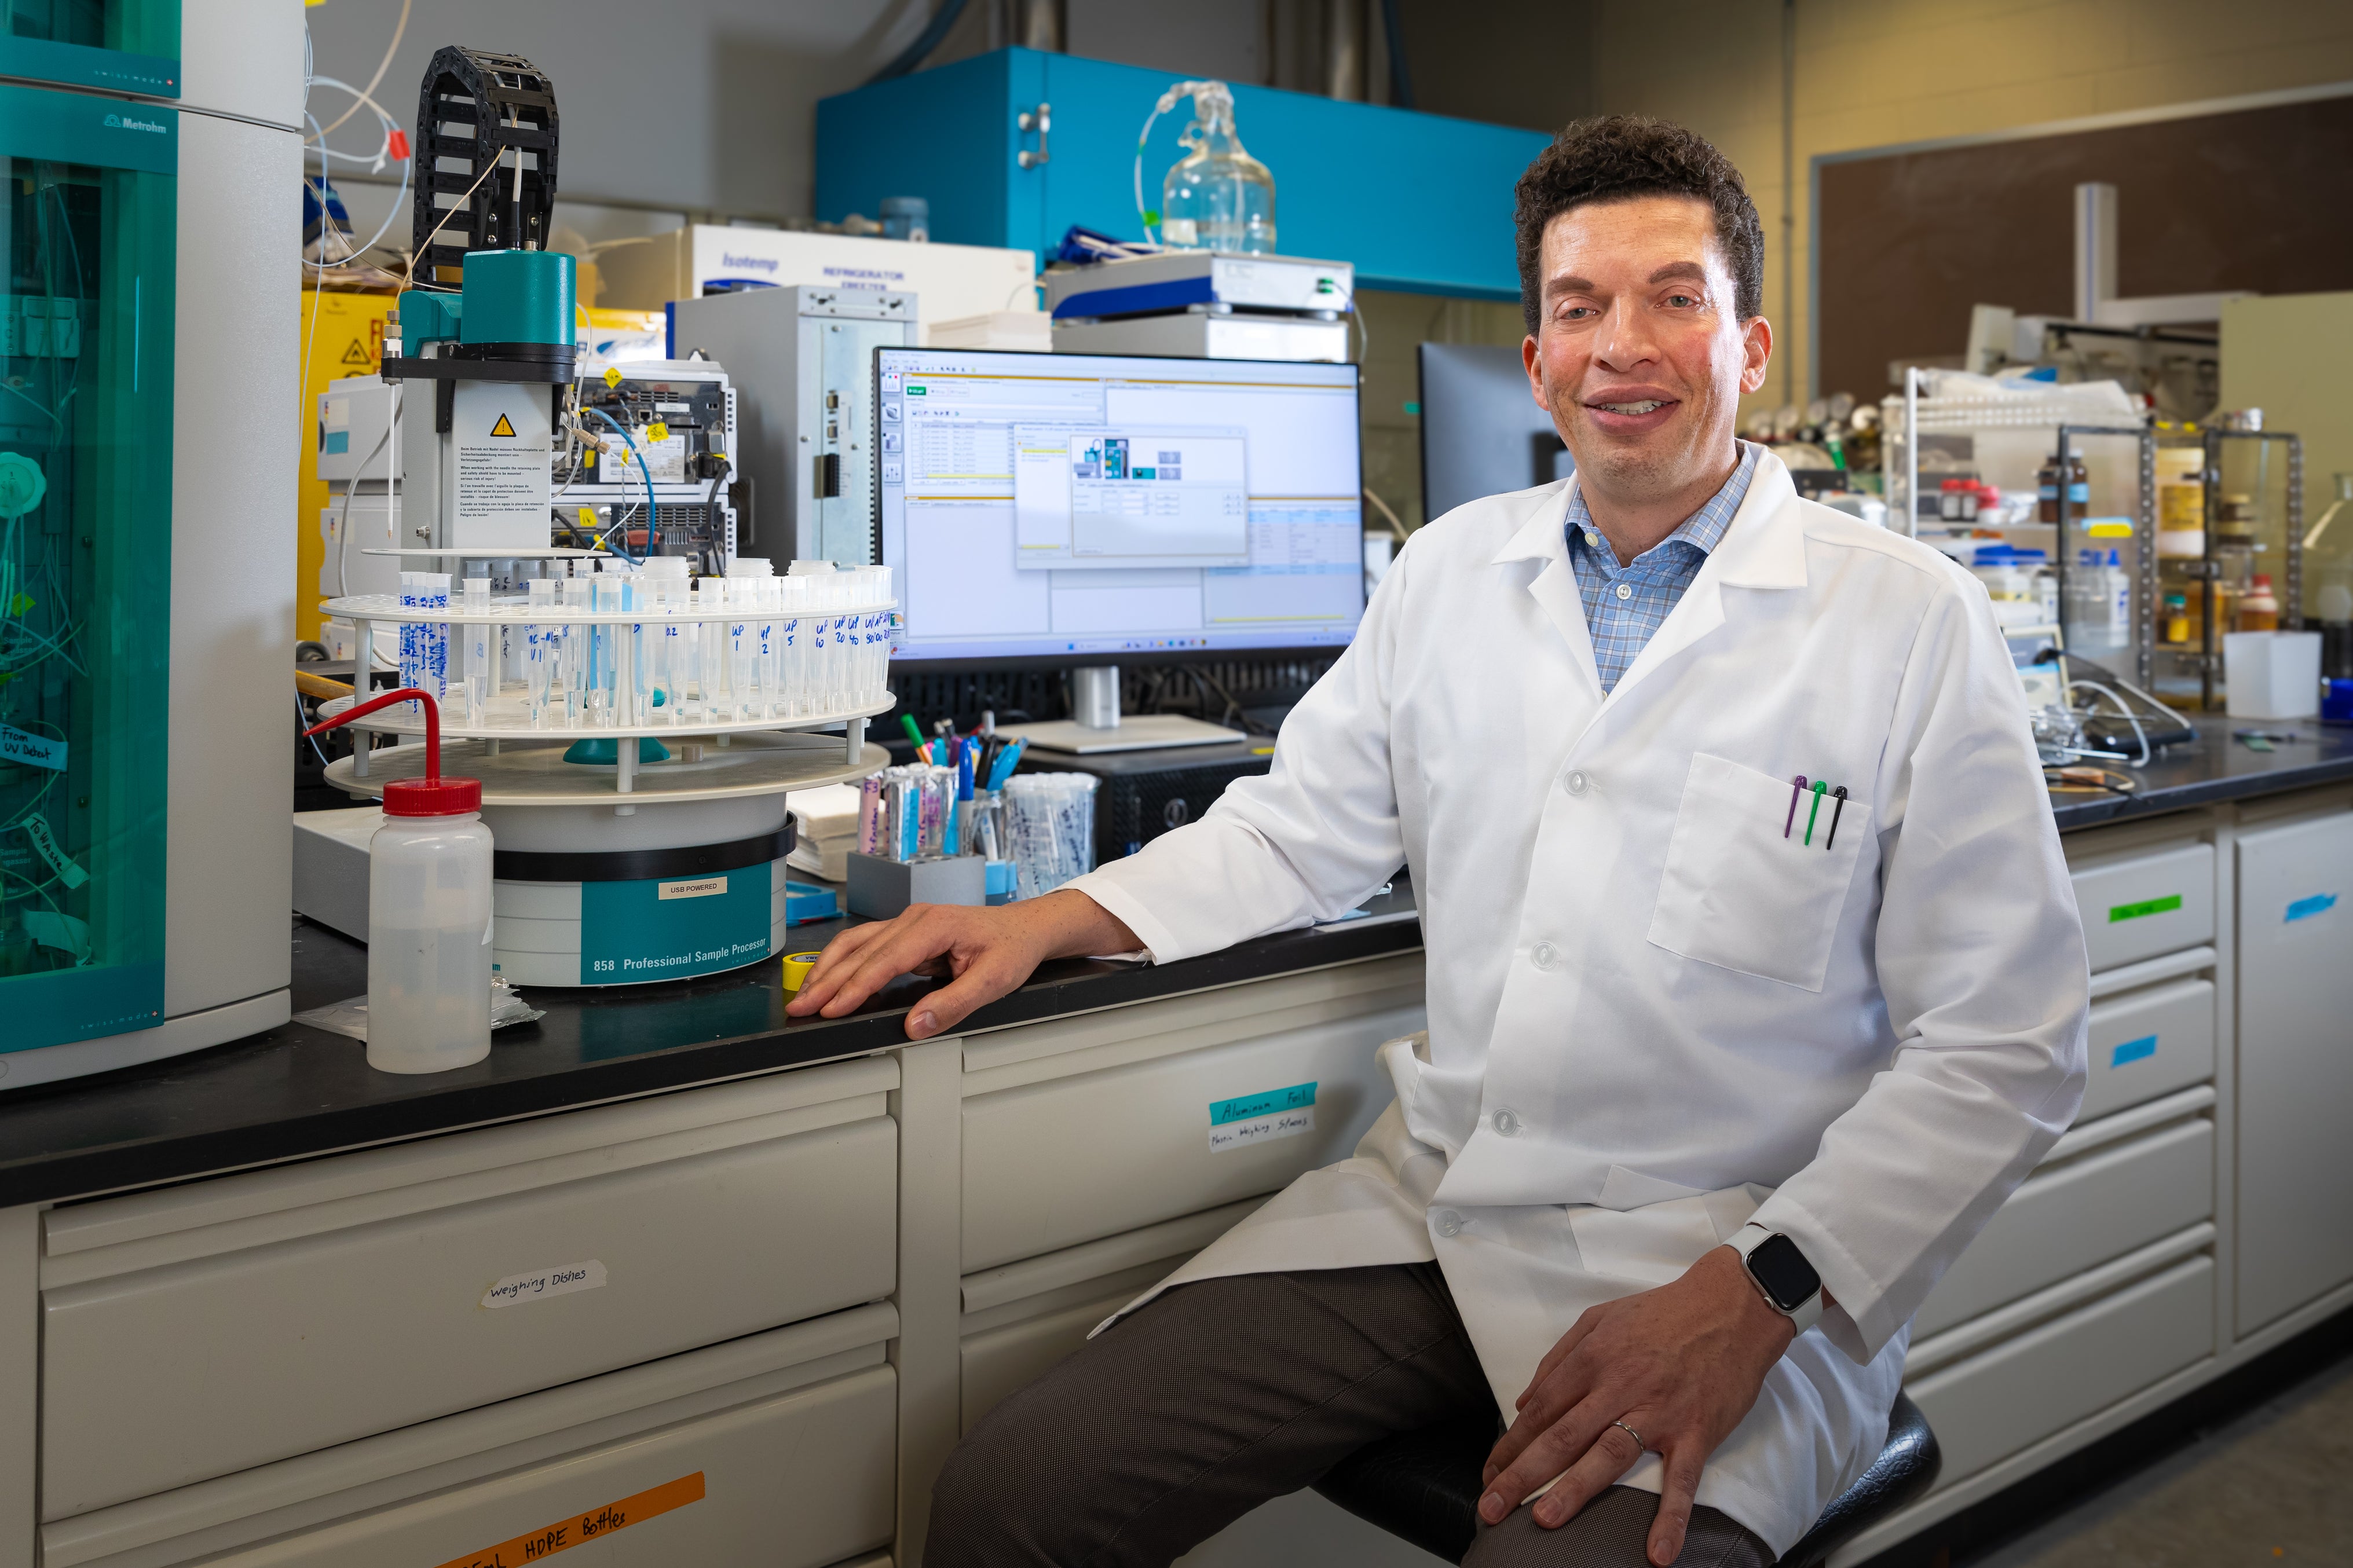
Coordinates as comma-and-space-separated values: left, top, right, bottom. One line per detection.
0, 0, 178, 98
816, 48, 1547, 298
0, 81, 174, 1050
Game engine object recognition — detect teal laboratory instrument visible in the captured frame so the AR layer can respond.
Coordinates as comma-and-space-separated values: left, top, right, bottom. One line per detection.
2, 0, 299, 1087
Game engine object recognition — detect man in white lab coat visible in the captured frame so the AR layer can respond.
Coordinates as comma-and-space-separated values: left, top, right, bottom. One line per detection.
792, 116, 2089, 1566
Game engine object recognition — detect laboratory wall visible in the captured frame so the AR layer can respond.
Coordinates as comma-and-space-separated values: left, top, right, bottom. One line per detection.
2222, 292, 2353, 510
1583, 0, 2353, 414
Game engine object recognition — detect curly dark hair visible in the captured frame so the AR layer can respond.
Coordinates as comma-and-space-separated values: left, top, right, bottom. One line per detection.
1514, 116, 1765, 335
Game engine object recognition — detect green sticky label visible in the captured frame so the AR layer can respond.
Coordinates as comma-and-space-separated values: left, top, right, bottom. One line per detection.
579, 870, 773, 983
2108, 893, 2183, 924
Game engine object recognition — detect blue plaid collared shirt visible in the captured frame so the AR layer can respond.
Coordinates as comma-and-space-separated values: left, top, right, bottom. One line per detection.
1565, 442, 1760, 693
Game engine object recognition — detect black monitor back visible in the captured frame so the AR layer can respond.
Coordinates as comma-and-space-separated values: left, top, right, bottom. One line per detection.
1417, 342, 1572, 523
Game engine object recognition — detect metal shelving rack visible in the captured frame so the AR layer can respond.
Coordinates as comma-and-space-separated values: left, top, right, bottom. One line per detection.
2149, 428, 2304, 710
1893, 372, 2159, 688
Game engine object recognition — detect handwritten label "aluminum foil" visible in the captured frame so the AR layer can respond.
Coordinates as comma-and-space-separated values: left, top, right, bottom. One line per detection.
1208, 1081, 1317, 1153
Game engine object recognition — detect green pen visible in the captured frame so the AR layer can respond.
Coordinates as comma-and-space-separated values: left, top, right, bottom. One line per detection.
1803, 779, 1828, 845
900, 713, 928, 754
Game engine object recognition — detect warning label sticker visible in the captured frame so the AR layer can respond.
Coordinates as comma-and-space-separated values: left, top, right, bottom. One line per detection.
451, 382, 550, 534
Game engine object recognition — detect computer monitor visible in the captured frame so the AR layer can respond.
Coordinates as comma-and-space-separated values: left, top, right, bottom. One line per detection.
1417, 342, 1571, 523
875, 347, 1365, 670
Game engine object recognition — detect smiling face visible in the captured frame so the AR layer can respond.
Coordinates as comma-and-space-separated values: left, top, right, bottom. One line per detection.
1522, 195, 1771, 521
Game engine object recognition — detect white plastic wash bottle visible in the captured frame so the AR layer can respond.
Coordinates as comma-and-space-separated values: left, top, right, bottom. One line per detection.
304, 686, 493, 1072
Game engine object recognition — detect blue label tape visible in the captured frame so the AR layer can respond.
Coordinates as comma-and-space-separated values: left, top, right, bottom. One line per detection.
2285, 892, 2337, 923
2110, 1034, 2158, 1068
1209, 1081, 1318, 1127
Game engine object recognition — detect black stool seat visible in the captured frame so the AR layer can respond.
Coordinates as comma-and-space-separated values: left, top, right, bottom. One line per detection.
1312, 1393, 1940, 1567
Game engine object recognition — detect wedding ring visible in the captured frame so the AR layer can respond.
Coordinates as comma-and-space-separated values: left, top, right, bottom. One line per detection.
1611, 1419, 1647, 1452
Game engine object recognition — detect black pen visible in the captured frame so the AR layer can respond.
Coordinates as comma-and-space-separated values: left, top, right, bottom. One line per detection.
1824, 785, 1849, 849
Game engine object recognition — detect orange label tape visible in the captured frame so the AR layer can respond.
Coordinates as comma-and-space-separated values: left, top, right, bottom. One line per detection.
433, 1471, 705, 1567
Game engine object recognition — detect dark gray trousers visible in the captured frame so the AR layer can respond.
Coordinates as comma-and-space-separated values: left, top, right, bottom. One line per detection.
927, 1262, 1774, 1567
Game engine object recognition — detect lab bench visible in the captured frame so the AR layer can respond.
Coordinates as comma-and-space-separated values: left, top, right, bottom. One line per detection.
1, 727, 2348, 1568
1844, 717, 2353, 1566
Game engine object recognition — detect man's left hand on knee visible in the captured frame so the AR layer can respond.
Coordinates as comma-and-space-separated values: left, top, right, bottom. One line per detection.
1477, 1246, 1798, 1566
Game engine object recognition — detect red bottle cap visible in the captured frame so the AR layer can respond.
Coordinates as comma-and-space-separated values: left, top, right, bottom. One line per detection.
382, 774, 483, 816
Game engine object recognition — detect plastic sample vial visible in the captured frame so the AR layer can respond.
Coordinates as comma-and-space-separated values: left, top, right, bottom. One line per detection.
462, 576, 492, 720
778, 573, 809, 717
418, 572, 451, 705
525, 577, 555, 724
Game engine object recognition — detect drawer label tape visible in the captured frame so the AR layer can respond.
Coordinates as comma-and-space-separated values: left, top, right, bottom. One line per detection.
1209, 1080, 1316, 1152
2285, 892, 2337, 923
2107, 893, 2182, 924
433, 1471, 704, 1567
481, 1259, 608, 1309
2110, 1034, 2158, 1067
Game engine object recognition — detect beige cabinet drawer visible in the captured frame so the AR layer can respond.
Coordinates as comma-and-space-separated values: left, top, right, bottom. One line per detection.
2081, 977, 2215, 1122
963, 1004, 1415, 1272
43, 1074, 898, 1518
1908, 1255, 2212, 1483
2072, 842, 2213, 972
1917, 1116, 2212, 1337
166, 1362, 893, 1568
42, 1304, 896, 1568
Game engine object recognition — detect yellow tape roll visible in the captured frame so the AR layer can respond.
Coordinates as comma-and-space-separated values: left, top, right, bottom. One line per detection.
781, 951, 823, 993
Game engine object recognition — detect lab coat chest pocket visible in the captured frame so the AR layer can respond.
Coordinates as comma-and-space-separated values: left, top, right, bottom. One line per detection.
1646, 753, 1872, 992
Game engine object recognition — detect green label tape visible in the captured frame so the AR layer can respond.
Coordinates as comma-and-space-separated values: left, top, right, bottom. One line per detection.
2108, 893, 2182, 924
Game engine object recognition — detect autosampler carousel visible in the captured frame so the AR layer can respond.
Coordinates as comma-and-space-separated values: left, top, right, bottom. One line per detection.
317, 561, 892, 987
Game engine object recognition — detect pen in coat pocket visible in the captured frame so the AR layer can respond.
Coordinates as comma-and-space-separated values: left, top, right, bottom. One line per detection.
1803, 779, 1829, 845
1784, 775, 1809, 838
1825, 785, 1849, 850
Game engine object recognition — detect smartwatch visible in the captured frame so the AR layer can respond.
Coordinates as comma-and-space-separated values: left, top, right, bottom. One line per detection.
1730, 1225, 1823, 1336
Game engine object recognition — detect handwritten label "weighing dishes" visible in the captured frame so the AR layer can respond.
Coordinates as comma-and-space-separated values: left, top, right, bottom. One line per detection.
480, 1259, 608, 1309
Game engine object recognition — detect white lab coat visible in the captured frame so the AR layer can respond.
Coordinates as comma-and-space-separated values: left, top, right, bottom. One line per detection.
1067, 452, 2091, 1555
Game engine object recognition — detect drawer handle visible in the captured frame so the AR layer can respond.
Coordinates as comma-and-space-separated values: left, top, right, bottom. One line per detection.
2109, 1035, 2158, 1067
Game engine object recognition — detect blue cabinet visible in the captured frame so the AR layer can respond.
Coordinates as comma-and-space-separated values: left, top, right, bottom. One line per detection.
817, 48, 1548, 301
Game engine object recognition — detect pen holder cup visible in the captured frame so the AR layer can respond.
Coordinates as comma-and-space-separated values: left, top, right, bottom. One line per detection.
847, 851, 988, 919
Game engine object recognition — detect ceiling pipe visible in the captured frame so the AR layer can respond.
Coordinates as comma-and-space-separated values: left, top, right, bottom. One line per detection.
1013, 0, 1064, 53
1324, 0, 1366, 101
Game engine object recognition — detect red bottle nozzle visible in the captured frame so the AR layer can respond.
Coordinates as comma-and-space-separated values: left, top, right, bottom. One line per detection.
304, 687, 482, 816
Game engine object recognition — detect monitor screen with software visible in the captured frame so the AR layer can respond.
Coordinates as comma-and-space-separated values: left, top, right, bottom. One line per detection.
876, 347, 1365, 666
